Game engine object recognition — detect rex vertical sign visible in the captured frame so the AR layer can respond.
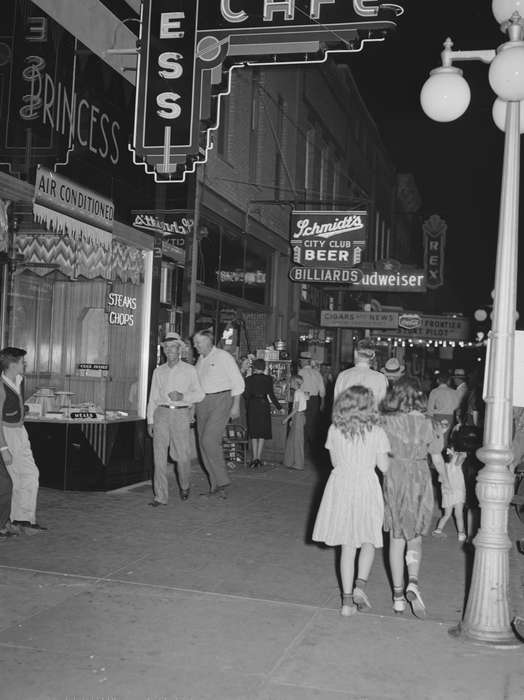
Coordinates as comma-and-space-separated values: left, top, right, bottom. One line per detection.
132, 1, 404, 182
423, 214, 447, 289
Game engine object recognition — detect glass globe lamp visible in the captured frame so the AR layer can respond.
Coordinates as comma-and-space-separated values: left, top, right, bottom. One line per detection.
492, 97, 524, 131
420, 67, 471, 122
488, 43, 524, 100
492, 0, 524, 24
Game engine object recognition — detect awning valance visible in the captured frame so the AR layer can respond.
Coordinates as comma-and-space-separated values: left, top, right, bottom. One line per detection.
33, 203, 112, 250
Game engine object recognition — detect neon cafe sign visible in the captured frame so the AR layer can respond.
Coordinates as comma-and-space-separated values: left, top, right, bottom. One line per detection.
132, 1, 404, 182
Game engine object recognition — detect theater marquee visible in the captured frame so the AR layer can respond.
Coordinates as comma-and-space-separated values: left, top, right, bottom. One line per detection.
132, 1, 403, 182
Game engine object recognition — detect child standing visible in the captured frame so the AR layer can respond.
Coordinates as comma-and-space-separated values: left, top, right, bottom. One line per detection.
282, 374, 307, 471
432, 446, 467, 541
312, 385, 390, 616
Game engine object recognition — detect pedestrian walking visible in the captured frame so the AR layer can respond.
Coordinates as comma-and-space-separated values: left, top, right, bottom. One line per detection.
380, 377, 440, 618
243, 358, 281, 468
312, 385, 390, 617
193, 330, 245, 499
282, 374, 307, 471
146, 333, 205, 506
0, 346, 45, 535
334, 339, 388, 406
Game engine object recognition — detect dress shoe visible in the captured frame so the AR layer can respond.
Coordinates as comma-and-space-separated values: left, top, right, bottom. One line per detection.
180, 488, 190, 501
148, 501, 166, 507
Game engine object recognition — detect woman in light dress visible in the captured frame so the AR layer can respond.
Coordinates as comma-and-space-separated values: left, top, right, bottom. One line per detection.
313, 386, 390, 617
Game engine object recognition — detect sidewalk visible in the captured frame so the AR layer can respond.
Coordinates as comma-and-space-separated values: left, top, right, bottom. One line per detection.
0, 460, 523, 700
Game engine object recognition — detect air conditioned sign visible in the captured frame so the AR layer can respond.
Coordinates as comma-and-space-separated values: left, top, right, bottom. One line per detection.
132, 1, 403, 181
290, 211, 367, 267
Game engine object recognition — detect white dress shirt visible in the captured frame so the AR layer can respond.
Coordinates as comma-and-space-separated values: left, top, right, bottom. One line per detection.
195, 346, 245, 397
298, 366, 325, 398
427, 385, 459, 415
334, 362, 388, 404
147, 360, 205, 424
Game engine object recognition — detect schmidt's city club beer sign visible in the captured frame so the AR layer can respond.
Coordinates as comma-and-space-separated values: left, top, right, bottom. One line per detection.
132, 1, 403, 181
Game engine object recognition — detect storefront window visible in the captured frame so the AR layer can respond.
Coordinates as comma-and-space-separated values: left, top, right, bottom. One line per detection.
198, 223, 220, 289
244, 236, 269, 305
8, 231, 152, 421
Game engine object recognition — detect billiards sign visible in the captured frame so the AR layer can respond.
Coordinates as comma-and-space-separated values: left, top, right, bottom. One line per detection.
131, 1, 403, 182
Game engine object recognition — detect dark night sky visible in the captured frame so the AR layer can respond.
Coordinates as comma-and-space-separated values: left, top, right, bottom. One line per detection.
346, 0, 523, 316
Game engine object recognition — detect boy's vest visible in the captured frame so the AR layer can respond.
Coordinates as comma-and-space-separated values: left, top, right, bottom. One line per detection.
1, 380, 24, 424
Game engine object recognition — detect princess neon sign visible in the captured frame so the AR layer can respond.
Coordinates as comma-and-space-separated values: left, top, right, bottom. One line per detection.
131, 1, 404, 182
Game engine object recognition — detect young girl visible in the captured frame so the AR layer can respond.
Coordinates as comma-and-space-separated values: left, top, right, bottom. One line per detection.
432, 443, 467, 542
282, 374, 307, 471
380, 377, 440, 618
312, 385, 390, 617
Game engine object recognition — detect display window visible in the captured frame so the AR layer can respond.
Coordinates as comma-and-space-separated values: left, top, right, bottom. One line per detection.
198, 220, 270, 305
8, 231, 152, 422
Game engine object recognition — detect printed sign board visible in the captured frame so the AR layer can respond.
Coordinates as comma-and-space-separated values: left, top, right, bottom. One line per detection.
423, 214, 446, 289
132, 1, 403, 181
290, 211, 367, 268
370, 314, 469, 341
289, 266, 426, 291
321, 310, 398, 329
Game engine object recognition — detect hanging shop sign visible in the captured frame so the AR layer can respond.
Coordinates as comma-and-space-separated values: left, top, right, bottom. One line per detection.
33, 166, 114, 248
321, 310, 398, 329
132, 1, 403, 181
423, 214, 446, 289
394, 314, 470, 341
289, 266, 426, 291
131, 208, 192, 254
290, 211, 367, 267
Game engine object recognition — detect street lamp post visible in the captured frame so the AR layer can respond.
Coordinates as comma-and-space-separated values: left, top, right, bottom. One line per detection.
420, 2, 524, 645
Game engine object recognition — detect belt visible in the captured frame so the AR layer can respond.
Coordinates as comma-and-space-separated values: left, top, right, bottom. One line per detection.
205, 390, 230, 396
251, 395, 267, 399
159, 404, 189, 409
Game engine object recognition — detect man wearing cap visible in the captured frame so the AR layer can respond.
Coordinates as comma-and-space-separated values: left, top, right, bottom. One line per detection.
380, 357, 406, 385
298, 352, 325, 456
193, 329, 245, 498
334, 339, 388, 405
147, 333, 205, 506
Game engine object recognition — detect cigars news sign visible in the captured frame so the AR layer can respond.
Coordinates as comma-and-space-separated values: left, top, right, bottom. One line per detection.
132, 1, 403, 182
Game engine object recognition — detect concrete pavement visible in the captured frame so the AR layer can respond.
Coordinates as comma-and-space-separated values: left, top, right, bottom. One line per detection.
0, 459, 523, 700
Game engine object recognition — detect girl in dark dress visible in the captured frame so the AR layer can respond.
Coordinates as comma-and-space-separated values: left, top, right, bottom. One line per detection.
244, 358, 281, 468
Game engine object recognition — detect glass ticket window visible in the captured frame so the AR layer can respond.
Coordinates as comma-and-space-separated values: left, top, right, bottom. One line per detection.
8, 231, 152, 422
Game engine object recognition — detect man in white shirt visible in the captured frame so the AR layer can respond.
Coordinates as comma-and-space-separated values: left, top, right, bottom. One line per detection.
193, 330, 245, 498
427, 371, 458, 446
147, 333, 204, 506
298, 352, 325, 456
452, 368, 468, 422
334, 340, 388, 405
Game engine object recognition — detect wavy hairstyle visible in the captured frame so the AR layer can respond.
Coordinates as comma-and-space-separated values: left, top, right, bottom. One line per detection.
380, 376, 427, 414
331, 385, 379, 440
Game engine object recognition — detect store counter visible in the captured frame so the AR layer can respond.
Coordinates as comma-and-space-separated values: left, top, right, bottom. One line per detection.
26, 416, 151, 491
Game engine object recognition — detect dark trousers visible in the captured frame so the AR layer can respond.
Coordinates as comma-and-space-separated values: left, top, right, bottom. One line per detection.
0, 456, 13, 529
195, 392, 233, 491
305, 395, 321, 455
